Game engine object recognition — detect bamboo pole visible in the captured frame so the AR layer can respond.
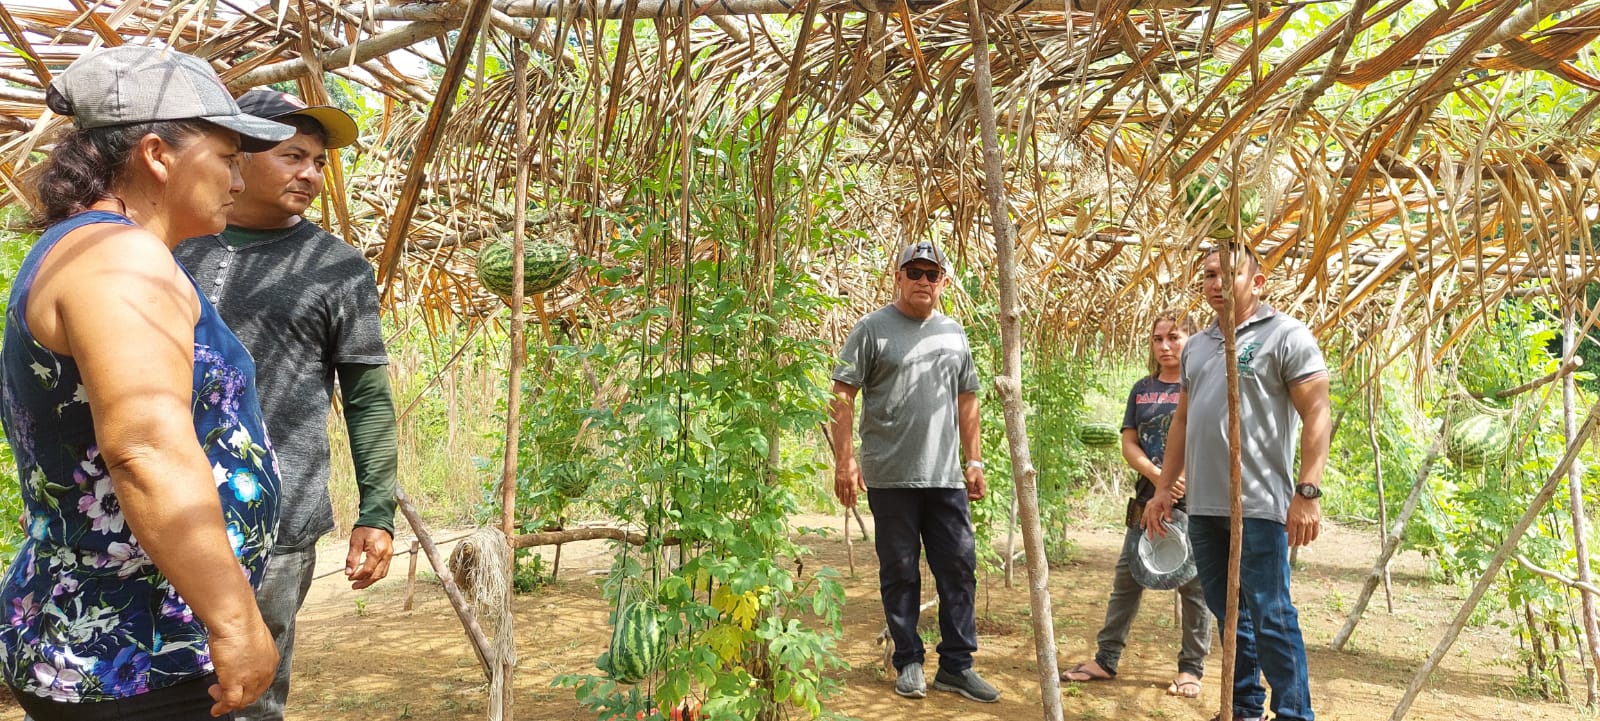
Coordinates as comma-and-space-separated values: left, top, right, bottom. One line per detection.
1562, 307, 1600, 707
967, 5, 1060, 718
1388, 397, 1600, 721
343, 0, 1223, 21
1330, 435, 1444, 650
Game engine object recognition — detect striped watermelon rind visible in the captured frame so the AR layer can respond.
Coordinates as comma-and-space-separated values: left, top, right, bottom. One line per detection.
475, 240, 579, 298
606, 601, 663, 684
1445, 413, 1510, 469
1077, 422, 1121, 449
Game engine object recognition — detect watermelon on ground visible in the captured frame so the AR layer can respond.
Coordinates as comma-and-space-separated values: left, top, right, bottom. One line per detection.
606, 601, 663, 684
1445, 413, 1510, 469
476, 240, 579, 298
1077, 422, 1122, 449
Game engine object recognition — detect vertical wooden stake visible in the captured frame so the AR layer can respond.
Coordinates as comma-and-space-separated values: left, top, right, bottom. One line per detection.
1216, 239, 1243, 721
967, 6, 1061, 719
1366, 347, 1393, 613
403, 539, 420, 611
1562, 306, 1600, 706
845, 508, 856, 577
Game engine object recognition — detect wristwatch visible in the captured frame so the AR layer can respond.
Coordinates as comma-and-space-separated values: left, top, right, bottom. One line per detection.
1295, 483, 1322, 500
965, 460, 985, 470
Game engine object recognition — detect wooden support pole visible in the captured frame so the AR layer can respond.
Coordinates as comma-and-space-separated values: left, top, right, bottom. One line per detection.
403, 539, 421, 611
967, 5, 1061, 719
1388, 398, 1600, 721
1366, 351, 1393, 613
1216, 242, 1244, 721
844, 508, 856, 577
396, 487, 495, 678
1561, 307, 1600, 707
1330, 436, 1445, 651
226, 21, 454, 89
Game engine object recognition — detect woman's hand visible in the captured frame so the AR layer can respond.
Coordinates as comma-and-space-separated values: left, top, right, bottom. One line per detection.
207, 620, 279, 716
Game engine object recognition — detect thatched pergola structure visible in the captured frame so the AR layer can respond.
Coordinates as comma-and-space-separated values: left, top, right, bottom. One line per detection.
2, 2, 1598, 720
1, 0, 1596, 353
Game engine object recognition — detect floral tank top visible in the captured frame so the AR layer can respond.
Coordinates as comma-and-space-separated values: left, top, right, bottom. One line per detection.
0, 211, 281, 702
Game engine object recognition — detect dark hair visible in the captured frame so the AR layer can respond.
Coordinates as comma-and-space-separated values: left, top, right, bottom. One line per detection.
1146, 309, 1199, 377
272, 115, 327, 148
33, 120, 210, 227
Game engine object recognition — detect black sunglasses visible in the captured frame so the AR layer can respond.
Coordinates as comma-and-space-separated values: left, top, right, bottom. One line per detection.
903, 267, 943, 282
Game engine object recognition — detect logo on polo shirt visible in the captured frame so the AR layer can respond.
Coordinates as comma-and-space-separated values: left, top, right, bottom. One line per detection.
1237, 342, 1261, 378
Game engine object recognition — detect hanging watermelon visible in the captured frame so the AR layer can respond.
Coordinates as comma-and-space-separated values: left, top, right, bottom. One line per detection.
1077, 422, 1122, 449
605, 601, 663, 684
475, 240, 579, 298
1445, 413, 1510, 469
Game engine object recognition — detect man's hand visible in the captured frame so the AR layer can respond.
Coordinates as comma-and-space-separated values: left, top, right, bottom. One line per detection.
1141, 488, 1176, 537
964, 466, 987, 501
207, 620, 278, 717
834, 459, 866, 508
1171, 475, 1187, 501
345, 526, 394, 590
1287, 495, 1322, 547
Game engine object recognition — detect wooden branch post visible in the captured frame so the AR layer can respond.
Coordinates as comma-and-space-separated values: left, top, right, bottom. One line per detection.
487, 39, 536, 721
966, 6, 1061, 719
1330, 436, 1445, 650
396, 487, 495, 678
1388, 398, 1600, 721
1366, 355, 1393, 613
403, 539, 421, 611
1562, 307, 1600, 706
1216, 243, 1243, 721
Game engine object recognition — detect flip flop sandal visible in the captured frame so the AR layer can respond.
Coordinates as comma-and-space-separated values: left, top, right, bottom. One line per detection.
1167, 678, 1202, 698
1059, 662, 1115, 683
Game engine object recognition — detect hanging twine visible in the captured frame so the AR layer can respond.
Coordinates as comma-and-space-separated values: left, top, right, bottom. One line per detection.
451, 526, 519, 721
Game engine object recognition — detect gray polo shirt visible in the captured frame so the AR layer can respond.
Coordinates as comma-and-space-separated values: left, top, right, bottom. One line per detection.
174, 220, 389, 549
1182, 304, 1327, 523
833, 305, 979, 490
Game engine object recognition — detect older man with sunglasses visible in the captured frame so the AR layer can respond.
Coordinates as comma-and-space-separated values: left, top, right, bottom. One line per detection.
830, 242, 998, 704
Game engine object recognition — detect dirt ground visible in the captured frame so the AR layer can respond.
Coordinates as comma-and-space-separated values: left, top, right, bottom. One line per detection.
0, 513, 1586, 720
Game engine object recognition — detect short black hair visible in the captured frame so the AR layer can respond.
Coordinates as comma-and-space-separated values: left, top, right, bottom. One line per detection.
272, 115, 329, 148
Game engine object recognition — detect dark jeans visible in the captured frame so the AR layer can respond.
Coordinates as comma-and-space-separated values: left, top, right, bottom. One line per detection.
1190, 515, 1314, 721
14, 674, 228, 721
867, 487, 979, 673
1094, 527, 1212, 677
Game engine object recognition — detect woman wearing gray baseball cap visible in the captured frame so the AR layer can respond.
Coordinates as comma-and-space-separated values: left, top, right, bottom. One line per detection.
0, 46, 293, 720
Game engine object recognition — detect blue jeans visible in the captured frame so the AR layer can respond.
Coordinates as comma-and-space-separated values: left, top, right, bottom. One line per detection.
866, 487, 979, 672
1189, 515, 1313, 721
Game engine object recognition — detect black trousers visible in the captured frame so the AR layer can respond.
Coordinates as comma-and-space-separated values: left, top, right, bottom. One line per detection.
867, 487, 979, 672
13, 674, 229, 721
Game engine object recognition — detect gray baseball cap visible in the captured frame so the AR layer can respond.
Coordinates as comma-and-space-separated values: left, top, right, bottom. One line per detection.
45, 46, 293, 152
897, 241, 952, 271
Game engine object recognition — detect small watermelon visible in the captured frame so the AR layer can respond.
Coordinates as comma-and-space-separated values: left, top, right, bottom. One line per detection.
475, 240, 578, 298
1077, 422, 1122, 449
606, 601, 663, 684
1445, 413, 1510, 469
545, 460, 592, 500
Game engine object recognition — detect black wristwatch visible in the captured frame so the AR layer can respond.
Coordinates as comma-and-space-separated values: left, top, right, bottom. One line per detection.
1295, 483, 1322, 500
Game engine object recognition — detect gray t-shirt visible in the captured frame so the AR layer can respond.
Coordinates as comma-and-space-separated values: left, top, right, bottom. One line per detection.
832, 305, 979, 490
174, 220, 389, 549
1181, 304, 1327, 524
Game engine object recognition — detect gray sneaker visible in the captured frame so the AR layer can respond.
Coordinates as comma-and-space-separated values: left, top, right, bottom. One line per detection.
933, 667, 1000, 703
894, 662, 927, 699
